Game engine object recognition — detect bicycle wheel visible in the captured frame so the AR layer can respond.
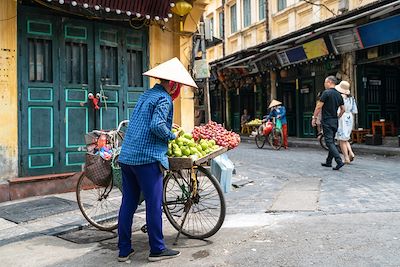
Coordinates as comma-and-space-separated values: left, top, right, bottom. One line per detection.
76, 172, 121, 231
163, 166, 226, 239
319, 133, 329, 150
255, 127, 266, 149
269, 128, 283, 150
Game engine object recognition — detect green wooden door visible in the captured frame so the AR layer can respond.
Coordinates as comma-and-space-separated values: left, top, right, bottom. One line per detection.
95, 25, 148, 130
18, 8, 147, 176
18, 13, 61, 176
278, 82, 296, 136
299, 78, 315, 137
59, 19, 95, 173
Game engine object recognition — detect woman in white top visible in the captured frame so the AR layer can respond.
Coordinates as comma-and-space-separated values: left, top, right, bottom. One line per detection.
335, 81, 358, 164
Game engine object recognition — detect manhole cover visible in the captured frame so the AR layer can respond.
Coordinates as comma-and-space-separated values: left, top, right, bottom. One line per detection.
0, 197, 78, 223
58, 228, 117, 244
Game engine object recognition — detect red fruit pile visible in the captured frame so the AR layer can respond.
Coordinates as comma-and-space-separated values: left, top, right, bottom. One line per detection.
192, 121, 241, 149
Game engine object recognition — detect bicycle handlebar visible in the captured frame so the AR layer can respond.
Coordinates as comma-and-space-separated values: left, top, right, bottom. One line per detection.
91, 120, 129, 136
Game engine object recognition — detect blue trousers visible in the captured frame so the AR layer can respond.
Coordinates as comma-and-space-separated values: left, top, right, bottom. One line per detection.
118, 162, 166, 256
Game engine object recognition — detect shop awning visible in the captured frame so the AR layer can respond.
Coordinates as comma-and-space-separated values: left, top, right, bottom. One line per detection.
37, 0, 174, 20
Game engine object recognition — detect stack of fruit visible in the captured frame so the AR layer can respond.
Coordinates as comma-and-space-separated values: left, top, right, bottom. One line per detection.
192, 121, 240, 149
246, 119, 262, 126
168, 131, 221, 159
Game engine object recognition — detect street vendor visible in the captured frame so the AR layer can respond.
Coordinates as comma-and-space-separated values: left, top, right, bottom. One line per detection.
264, 99, 288, 149
117, 58, 198, 263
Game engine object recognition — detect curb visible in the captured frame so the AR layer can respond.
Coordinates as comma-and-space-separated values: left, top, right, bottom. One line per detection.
0, 207, 146, 247
240, 136, 400, 157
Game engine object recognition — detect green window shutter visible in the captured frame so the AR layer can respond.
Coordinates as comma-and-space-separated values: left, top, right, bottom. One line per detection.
243, 0, 251, 27
278, 0, 287, 11
259, 0, 266, 20
231, 4, 237, 33
210, 17, 214, 37
219, 12, 224, 38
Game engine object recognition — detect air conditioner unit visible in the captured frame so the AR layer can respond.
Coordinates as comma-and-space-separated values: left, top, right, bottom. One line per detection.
329, 28, 362, 54
338, 0, 349, 13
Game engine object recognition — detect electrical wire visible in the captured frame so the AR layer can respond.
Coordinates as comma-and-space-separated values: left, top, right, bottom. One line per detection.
301, 0, 337, 16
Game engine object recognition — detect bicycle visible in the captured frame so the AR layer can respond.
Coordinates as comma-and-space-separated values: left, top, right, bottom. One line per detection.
317, 130, 353, 153
255, 119, 283, 150
76, 121, 226, 243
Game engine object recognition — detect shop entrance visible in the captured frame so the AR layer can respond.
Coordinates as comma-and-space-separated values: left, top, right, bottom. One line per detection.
279, 82, 296, 136
358, 64, 400, 131
18, 7, 148, 176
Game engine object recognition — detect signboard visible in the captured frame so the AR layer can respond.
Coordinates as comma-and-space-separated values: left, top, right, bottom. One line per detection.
300, 88, 310, 94
193, 59, 210, 79
357, 14, 400, 49
302, 38, 329, 59
277, 38, 329, 66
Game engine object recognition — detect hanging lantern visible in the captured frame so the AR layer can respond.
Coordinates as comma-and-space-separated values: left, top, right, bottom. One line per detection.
171, 0, 193, 31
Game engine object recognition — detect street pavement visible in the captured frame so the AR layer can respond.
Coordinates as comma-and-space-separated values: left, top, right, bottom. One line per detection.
0, 143, 400, 266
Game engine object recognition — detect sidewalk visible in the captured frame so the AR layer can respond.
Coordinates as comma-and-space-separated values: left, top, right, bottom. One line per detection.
0, 191, 145, 247
240, 135, 400, 156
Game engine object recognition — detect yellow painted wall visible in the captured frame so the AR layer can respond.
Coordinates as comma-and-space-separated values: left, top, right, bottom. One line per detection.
148, 1, 210, 133
0, 0, 18, 181
269, 0, 380, 39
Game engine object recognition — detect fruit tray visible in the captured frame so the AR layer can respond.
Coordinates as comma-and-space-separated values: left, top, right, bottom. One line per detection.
168, 146, 228, 171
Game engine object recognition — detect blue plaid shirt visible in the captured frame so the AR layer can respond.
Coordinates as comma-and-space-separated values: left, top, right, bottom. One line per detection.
118, 84, 176, 169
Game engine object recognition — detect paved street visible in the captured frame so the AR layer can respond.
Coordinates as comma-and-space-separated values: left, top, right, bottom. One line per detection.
1, 143, 400, 266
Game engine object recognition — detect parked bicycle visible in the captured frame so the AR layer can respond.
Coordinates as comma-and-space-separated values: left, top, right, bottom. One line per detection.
255, 119, 283, 150
317, 130, 353, 152
76, 121, 226, 243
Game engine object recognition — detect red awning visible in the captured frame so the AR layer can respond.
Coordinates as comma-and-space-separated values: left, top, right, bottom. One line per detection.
43, 0, 174, 20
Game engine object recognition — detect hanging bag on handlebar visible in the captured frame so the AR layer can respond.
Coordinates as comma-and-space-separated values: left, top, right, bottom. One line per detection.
276, 119, 282, 130
85, 153, 112, 187
263, 121, 273, 136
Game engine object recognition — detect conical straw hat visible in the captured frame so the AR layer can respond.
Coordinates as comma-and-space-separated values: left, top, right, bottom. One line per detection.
268, 99, 282, 108
143, 57, 198, 88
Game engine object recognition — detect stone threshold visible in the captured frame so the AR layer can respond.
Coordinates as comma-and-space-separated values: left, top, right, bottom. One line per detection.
0, 172, 82, 203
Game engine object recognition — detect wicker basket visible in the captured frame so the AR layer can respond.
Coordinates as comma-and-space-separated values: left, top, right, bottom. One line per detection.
85, 153, 112, 187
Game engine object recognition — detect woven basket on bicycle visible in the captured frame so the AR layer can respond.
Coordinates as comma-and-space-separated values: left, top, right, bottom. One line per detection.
83, 132, 112, 187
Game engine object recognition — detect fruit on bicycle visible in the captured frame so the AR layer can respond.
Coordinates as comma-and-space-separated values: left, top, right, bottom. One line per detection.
192, 121, 240, 149
168, 127, 222, 159
246, 119, 262, 126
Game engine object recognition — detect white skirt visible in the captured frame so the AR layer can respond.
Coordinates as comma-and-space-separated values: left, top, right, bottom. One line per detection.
336, 112, 353, 141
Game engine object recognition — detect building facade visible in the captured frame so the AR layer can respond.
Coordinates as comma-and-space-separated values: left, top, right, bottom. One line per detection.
207, 0, 400, 137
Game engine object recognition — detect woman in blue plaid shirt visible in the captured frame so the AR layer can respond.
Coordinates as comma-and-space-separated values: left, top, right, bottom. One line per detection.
117, 58, 197, 263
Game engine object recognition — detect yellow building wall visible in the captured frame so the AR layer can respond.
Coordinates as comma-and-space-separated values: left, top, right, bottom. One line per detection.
149, 1, 210, 133
0, 0, 18, 181
270, 0, 380, 39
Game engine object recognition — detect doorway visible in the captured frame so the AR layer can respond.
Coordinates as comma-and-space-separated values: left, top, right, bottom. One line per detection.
18, 7, 148, 176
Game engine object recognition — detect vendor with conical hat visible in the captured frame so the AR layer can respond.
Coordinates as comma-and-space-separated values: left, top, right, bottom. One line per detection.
264, 99, 289, 149
117, 58, 197, 263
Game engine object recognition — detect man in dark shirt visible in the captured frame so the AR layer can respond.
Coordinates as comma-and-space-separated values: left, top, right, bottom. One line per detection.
312, 76, 345, 170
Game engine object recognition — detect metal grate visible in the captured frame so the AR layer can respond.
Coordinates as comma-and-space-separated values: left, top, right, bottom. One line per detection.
65, 26, 87, 40
65, 42, 88, 84
127, 49, 143, 87
28, 38, 53, 82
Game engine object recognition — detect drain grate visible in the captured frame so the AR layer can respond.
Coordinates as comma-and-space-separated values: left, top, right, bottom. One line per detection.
58, 228, 117, 244
0, 197, 78, 223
